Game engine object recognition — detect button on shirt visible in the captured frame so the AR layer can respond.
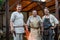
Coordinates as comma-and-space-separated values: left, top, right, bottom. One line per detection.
10, 11, 24, 33
42, 14, 59, 26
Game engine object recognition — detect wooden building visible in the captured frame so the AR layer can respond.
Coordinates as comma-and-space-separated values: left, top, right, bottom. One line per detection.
0, 0, 60, 40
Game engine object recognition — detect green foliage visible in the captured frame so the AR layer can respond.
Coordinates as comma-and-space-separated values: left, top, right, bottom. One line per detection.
0, 0, 4, 7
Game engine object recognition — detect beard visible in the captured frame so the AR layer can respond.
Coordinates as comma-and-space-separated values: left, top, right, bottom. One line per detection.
17, 9, 21, 12
17, 9, 22, 12
33, 15, 37, 17
45, 12, 49, 15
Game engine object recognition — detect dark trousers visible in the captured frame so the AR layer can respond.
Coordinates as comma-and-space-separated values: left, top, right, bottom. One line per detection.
43, 29, 55, 40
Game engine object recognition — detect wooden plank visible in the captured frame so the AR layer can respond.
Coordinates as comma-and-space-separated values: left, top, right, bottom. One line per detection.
9, 0, 19, 10
22, 2, 33, 9
22, 2, 37, 11
28, 4, 38, 11
21, 1, 31, 8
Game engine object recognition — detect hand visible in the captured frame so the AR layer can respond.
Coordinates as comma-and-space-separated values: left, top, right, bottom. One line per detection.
41, 28, 44, 32
40, 30, 43, 36
10, 27, 14, 33
26, 26, 28, 31
25, 24, 28, 31
40, 30, 44, 33
50, 27, 54, 29
0, 30, 3, 35
24, 24, 28, 26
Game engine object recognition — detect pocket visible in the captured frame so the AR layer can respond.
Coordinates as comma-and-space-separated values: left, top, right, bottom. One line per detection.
43, 30, 49, 36
53, 30, 55, 35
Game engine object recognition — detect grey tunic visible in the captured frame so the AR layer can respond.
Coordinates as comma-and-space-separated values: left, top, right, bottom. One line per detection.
10, 11, 24, 33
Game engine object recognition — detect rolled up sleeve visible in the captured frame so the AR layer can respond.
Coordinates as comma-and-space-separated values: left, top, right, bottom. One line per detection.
42, 16, 45, 23
27, 16, 31, 26
38, 16, 43, 27
53, 15, 59, 24
10, 12, 15, 22
38, 16, 42, 23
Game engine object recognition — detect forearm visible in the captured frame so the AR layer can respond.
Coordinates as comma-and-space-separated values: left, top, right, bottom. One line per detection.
10, 21, 13, 29
41, 22, 44, 31
25, 24, 28, 30
10, 21, 14, 33
54, 24, 58, 28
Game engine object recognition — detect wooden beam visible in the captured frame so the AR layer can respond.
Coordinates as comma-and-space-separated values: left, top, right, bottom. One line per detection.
28, 3, 38, 12
28, 4, 38, 11
48, 0, 60, 8
46, 0, 55, 7
22, 2, 37, 11
22, 2, 33, 9
21, 0, 31, 1
9, 0, 19, 10
34, 6, 41, 11
9, 0, 22, 10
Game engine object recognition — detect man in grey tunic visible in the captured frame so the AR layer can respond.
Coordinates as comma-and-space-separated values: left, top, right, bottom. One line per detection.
10, 4, 25, 40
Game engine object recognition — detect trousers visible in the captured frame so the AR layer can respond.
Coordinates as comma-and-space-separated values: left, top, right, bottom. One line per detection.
43, 29, 55, 40
13, 33, 23, 40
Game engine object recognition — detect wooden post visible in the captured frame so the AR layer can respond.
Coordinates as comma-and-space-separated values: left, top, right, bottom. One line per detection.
55, 0, 59, 40
5, 0, 9, 40
55, 0, 59, 19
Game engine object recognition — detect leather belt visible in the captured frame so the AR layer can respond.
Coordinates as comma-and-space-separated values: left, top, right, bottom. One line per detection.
30, 27, 40, 29
14, 26, 24, 28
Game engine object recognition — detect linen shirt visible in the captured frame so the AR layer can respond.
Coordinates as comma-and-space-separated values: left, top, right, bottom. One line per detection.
42, 14, 59, 26
10, 11, 24, 33
27, 15, 42, 26
10, 11, 24, 26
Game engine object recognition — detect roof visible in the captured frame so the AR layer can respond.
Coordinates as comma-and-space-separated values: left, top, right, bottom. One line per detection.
2, 0, 60, 12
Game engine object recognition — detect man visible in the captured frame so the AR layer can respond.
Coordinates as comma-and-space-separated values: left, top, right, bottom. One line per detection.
10, 4, 25, 40
26, 10, 43, 40
42, 7, 59, 40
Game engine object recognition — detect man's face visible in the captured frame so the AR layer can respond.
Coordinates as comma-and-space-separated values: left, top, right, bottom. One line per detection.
44, 8, 49, 15
32, 10, 37, 16
16, 5, 22, 12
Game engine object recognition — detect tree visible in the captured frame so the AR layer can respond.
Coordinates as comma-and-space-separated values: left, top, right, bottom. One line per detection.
0, 0, 5, 9
0, 0, 3, 6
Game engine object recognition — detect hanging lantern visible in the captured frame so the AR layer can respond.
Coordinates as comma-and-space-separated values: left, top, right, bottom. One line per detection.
41, 0, 46, 2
